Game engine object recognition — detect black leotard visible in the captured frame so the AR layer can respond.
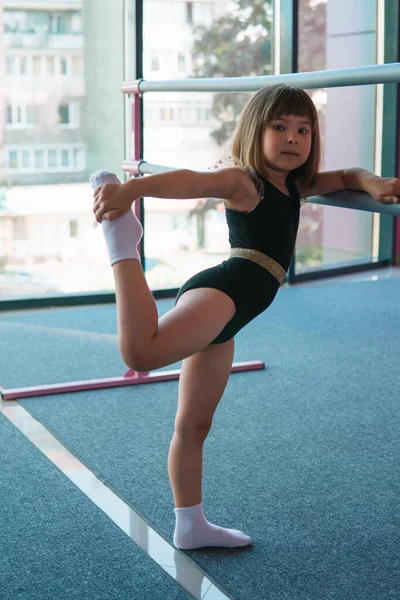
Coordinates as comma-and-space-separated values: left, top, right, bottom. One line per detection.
175, 174, 301, 344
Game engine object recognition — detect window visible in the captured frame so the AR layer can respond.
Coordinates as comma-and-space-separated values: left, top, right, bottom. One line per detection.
58, 104, 69, 125
151, 50, 160, 71
48, 150, 57, 168
58, 102, 79, 127
145, 1, 186, 25
6, 56, 15, 75
186, 2, 193, 24
6, 147, 86, 172
61, 149, 69, 167
145, 99, 213, 125
6, 104, 35, 128
52, 15, 67, 34
46, 56, 55, 75
13, 217, 27, 241
178, 52, 186, 72
6, 55, 75, 77
71, 56, 81, 76
295, 0, 377, 274
143, 0, 274, 291
20, 57, 28, 75
34, 150, 44, 168
4, 10, 26, 33
32, 56, 41, 76
8, 151, 18, 169
193, 3, 213, 27
73, 148, 83, 168
22, 151, 31, 168
69, 220, 78, 237
26, 106, 35, 124
4, 9, 52, 35
71, 13, 83, 34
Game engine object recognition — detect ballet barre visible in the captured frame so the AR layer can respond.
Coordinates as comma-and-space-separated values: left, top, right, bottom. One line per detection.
3, 183, 398, 401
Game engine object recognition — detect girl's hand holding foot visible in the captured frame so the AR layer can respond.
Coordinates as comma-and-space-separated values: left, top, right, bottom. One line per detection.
93, 181, 137, 223
89, 170, 143, 264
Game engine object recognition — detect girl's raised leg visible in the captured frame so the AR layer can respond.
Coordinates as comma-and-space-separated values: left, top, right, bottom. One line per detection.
169, 339, 252, 550
91, 171, 236, 372
113, 262, 236, 371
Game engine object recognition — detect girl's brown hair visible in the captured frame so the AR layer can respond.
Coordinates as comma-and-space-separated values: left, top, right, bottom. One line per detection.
231, 84, 321, 187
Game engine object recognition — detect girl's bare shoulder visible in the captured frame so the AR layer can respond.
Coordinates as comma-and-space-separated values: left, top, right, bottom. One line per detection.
208, 154, 264, 212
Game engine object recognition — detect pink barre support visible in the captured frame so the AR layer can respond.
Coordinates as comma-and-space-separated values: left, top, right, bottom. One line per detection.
122, 158, 142, 177
396, 119, 400, 266
1, 361, 264, 401
396, 218, 400, 266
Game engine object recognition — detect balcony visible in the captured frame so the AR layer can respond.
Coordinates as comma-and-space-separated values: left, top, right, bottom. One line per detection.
4, 1, 82, 9
4, 31, 83, 50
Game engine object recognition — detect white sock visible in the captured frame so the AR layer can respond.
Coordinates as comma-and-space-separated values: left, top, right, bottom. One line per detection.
173, 502, 252, 550
89, 170, 143, 266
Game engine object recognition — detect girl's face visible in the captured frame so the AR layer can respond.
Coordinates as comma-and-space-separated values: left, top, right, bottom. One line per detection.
261, 113, 312, 176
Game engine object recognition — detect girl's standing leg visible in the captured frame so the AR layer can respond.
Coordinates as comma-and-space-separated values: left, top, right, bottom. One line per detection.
169, 339, 252, 550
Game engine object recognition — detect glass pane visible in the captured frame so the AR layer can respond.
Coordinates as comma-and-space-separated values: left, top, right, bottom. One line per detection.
143, 0, 274, 291
34, 150, 44, 168
48, 150, 57, 168
73, 148, 82, 168
296, 0, 376, 274
58, 104, 69, 124
61, 149, 69, 167
6, 56, 15, 75
22, 151, 31, 168
8, 151, 18, 169
1, 1, 125, 300
32, 56, 41, 75
71, 56, 81, 76
20, 57, 28, 75
26, 105, 34, 124
46, 56, 55, 76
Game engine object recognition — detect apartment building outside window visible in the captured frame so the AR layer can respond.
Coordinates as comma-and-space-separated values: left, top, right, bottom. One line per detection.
0, 0, 125, 300
6, 146, 85, 172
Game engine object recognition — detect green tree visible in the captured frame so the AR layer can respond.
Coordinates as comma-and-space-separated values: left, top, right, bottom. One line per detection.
191, 0, 273, 145
191, 0, 327, 146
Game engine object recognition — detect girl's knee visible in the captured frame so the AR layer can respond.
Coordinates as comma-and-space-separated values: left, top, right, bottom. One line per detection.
174, 418, 213, 443
119, 342, 154, 373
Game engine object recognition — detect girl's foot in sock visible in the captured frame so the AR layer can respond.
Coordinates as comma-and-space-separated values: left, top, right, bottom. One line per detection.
89, 169, 121, 193
173, 503, 252, 550
89, 170, 143, 265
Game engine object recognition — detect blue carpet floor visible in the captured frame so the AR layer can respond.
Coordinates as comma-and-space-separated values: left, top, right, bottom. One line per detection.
2, 278, 400, 599
0, 300, 186, 390
0, 413, 191, 600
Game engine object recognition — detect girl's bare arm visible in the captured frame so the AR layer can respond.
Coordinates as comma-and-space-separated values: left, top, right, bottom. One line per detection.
299, 168, 400, 204
93, 168, 259, 222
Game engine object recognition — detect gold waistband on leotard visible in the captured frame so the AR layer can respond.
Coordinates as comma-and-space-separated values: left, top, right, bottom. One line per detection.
229, 248, 286, 285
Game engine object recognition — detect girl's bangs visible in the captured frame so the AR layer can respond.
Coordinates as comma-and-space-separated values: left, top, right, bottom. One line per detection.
267, 88, 316, 127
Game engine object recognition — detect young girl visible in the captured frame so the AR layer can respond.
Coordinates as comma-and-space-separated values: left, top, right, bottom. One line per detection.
90, 84, 400, 551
